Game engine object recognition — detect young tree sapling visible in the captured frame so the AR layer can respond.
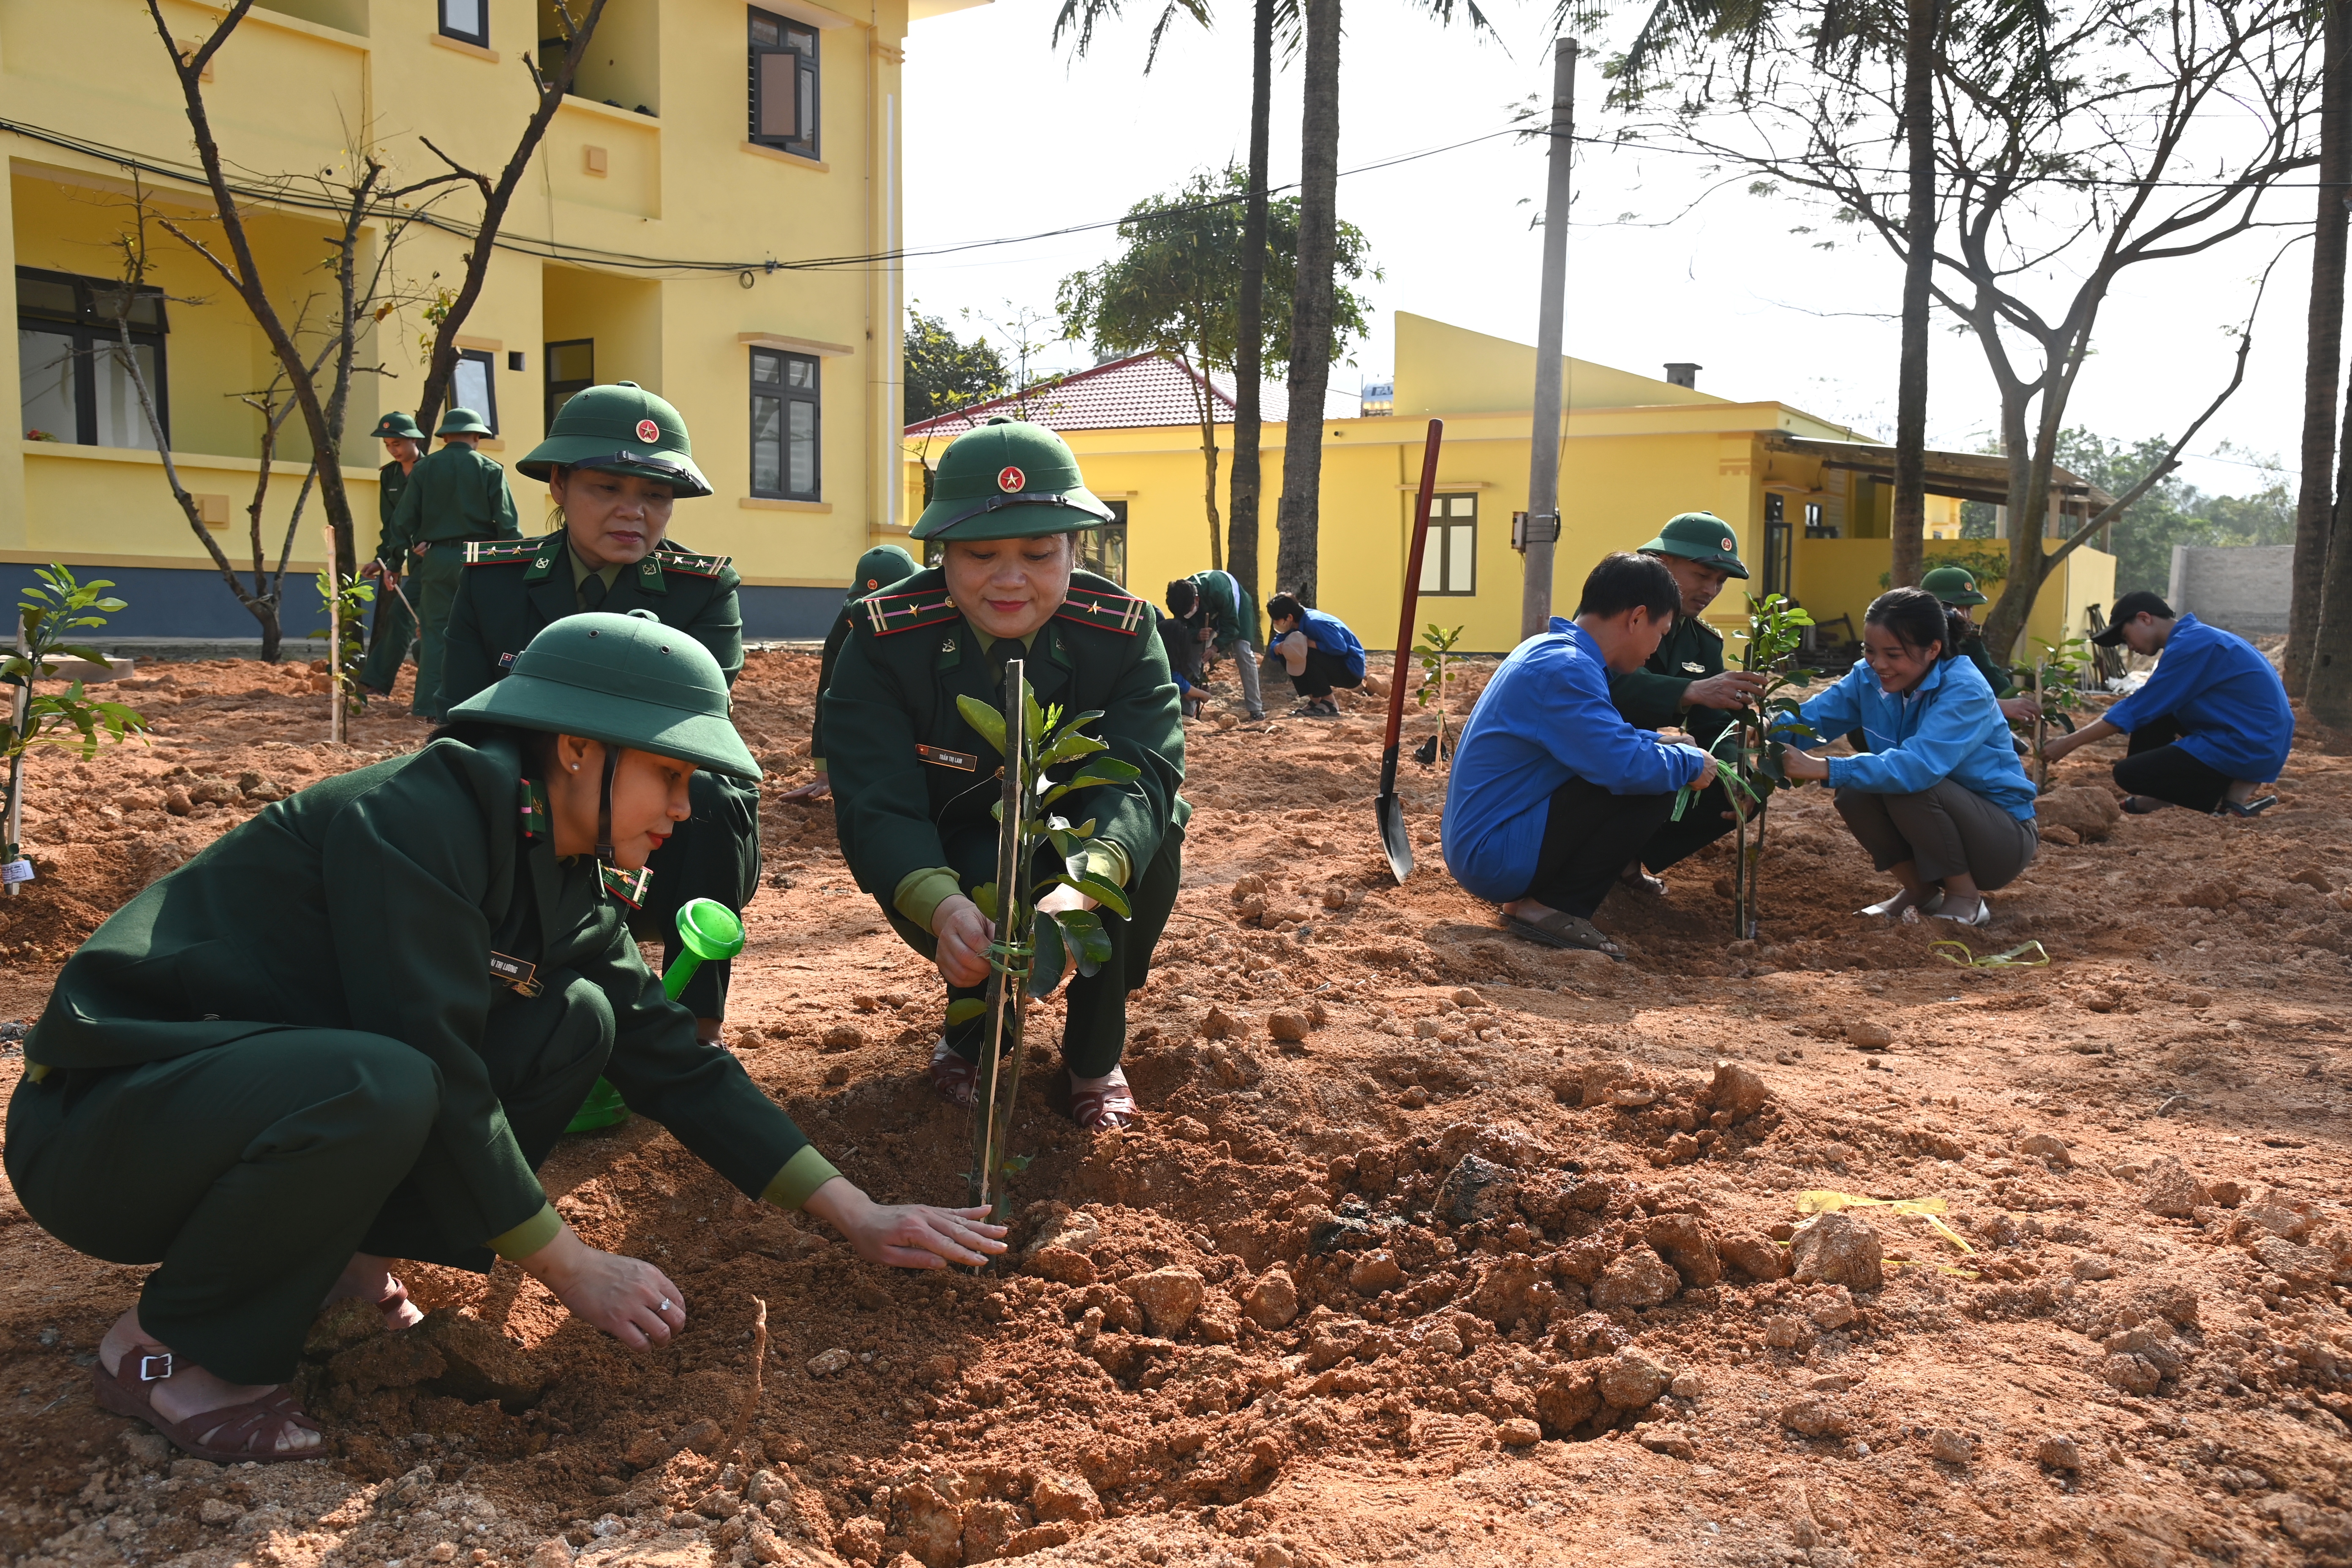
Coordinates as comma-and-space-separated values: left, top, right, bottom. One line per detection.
3, 568, 148, 896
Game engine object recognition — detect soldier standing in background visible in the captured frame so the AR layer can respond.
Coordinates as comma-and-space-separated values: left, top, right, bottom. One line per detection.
382, 407, 519, 720
357, 412, 424, 699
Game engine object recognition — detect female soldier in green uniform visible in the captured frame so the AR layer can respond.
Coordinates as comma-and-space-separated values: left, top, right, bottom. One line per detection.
822, 420, 1186, 1132
439, 385, 757, 1043
777, 544, 920, 805
7, 612, 1004, 1463
357, 411, 424, 697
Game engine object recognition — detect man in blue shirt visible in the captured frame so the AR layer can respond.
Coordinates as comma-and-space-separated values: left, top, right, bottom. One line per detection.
1263, 593, 1366, 718
1442, 554, 1711, 956
2041, 591, 2293, 818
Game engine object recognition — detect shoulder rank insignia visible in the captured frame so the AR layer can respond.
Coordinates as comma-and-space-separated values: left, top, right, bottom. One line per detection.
465, 538, 540, 566
517, 776, 550, 840
653, 542, 733, 579
866, 589, 961, 637
1056, 587, 1148, 637
600, 863, 654, 909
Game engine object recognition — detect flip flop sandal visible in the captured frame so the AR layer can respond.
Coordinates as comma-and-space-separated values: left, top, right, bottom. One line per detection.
1068, 1078, 1139, 1132
1932, 895, 1993, 928
1620, 867, 1668, 897
2215, 795, 2276, 819
928, 1041, 978, 1108
1858, 890, 1942, 918
1502, 910, 1623, 958
93, 1346, 321, 1464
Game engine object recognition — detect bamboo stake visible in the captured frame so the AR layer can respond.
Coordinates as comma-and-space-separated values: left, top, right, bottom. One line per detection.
2, 623, 27, 899
724, 1296, 767, 1467
324, 527, 344, 745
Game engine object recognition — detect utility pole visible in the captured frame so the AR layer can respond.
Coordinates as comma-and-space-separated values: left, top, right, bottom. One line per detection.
1519, 37, 1578, 640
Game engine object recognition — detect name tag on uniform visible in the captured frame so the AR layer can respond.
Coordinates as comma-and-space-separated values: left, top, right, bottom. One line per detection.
498, 652, 517, 669
1682, 662, 1707, 674
917, 744, 979, 772
489, 951, 542, 998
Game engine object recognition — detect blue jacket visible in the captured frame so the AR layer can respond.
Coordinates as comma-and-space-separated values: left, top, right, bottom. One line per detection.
2102, 613, 2293, 781
1779, 654, 2038, 820
1294, 607, 1366, 681
1443, 619, 1710, 902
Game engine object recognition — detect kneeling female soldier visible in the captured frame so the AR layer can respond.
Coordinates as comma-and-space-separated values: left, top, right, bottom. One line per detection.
7, 611, 1004, 1463
440, 385, 757, 1043
1774, 586, 2039, 926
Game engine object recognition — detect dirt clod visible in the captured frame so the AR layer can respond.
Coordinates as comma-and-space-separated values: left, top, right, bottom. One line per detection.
1125, 1268, 1207, 1336
2035, 1434, 2087, 1470
1241, 1269, 1301, 1328
1788, 1210, 1884, 1290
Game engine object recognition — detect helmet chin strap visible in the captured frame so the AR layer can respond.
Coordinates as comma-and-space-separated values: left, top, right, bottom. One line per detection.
593, 741, 622, 866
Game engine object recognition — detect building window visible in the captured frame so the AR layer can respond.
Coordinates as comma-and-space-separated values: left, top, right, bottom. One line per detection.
440, 0, 489, 47
750, 347, 819, 499
1417, 493, 1477, 596
748, 8, 819, 160
450, 348, 499, 434
545, 339, 594, 428
1079, 501, 1128, 585
16, 267, 168, 449
1804, 500, 1836, 539
1762, 493, 1792, 600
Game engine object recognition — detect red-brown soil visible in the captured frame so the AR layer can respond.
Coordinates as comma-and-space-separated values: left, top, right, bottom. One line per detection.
0, 650, 2347, 1568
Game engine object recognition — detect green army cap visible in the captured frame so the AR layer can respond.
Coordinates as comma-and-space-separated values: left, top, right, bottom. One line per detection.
912, 418, 1116, 542
372, 411, 424, 441
1639, 512, 1750, 578
1920, 564, 1989, 607
847, 544, 917, 605
446, 608, 759, 781
517, 382, 713, 498
436, 407, 494, 438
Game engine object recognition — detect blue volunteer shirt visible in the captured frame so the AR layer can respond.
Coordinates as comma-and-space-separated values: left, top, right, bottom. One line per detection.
1295, 607, 1367, 681
1442, 618, 1710, 902
2102, 612, 2294, 781
1778, 653, 2039, 820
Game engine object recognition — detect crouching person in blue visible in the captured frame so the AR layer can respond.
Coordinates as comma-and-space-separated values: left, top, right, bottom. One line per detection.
2039, 590, 2293, 818
1442, 553, 1711, 957
1262, 593, 1366, 718
1773, 587, 2039, 926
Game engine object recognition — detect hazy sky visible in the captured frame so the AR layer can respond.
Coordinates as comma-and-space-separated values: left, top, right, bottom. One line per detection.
898, 0, 2312, 500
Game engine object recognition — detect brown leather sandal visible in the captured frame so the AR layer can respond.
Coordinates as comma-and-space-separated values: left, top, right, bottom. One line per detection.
1068, 1076, 1138, 1132
93, 1345, 322, 1463
928, 1040, 978, 1107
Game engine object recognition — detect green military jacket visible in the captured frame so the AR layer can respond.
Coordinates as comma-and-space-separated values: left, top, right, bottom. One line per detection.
1611, 615, 1735, 746
24, 734, 818, 1251
1957, 633, 2017, 699
374, 460, 412, 570
384, 442, 520, 556
822, 567, 1188, 912
438, 531, 743, 711
1182, 569, 1258, 648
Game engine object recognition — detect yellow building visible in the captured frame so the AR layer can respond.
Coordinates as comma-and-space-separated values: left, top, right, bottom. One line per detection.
907, 312, 2113, 656
5, 0, 966, 638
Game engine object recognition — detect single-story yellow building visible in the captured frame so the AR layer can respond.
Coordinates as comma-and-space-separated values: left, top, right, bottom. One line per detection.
905, 312, 2114, 656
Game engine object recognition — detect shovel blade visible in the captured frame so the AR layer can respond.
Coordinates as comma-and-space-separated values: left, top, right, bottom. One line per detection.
1377, 790, 1413, 884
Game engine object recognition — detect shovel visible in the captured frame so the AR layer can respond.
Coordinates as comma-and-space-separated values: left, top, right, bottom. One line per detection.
1376, 419, 1446, 883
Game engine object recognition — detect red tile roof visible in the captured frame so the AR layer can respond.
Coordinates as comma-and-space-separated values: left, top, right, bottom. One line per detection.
906, 351, 1348, 436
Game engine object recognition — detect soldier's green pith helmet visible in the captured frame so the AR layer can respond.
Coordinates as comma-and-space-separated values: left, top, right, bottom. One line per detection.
1920, 564, 1989, 607
436, 407, 494, 438
446, 609, 758, 781
517, 382, 713, 499
847, 544, 918, 604
372, 411, 424, 441
912, 418, 1115, 542
1638, 512, 1749, 578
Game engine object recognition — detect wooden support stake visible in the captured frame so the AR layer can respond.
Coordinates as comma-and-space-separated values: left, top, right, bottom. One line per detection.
724, 1295, 767, 1467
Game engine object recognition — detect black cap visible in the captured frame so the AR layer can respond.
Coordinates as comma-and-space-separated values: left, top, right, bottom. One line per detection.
2092, 590, 2175, 646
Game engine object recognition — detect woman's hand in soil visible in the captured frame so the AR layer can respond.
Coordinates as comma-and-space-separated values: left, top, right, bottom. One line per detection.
1778, 748, 1832, 782
804, 1179, 1008, 1269
776, 777, 832, 802
520, 1227, 685, 1350
931, 895, 994, 988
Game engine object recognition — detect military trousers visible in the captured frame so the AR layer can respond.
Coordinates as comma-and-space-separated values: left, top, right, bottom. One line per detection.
629, 772, 762, 1020
4, 971, 614, 1385
886, 823, 1183, 1079
358, 573, 418, 694
409, 544, 471, 720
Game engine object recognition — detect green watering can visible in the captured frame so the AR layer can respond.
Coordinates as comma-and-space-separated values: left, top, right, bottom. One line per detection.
564, 898, 746, 1133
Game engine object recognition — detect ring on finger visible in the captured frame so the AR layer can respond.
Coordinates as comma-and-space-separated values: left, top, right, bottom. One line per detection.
657, 1298, 674, 1314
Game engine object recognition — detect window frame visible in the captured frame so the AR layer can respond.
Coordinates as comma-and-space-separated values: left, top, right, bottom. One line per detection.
747, 6, 820, 161
1762, 493, 1792, 600
16, 266, 169, 449
452, 348, 499, 436
438, 0, 490, 49
749, 346, 821, 501
1080, 500, 1129, 585
1418, 492, 1478, 597
544, 338, 595, 430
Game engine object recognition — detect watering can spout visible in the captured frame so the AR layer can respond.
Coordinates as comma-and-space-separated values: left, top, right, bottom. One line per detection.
662, 897, 746, 1002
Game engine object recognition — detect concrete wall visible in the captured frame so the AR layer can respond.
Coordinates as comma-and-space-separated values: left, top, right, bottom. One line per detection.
2167, 545, 2292, 635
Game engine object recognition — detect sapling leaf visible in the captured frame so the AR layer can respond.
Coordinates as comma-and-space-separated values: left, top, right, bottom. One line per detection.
1040, 729, 1109, 767
1032, 908, 1068, 997
1022, 688, 1047, 745
945, 997, 988, 1025
1057, 907, 1112, 972
1048, 829, 1075, 858
956, 694, 1009, 755
971, 882, 999, 922
1065, 875, 1130, 917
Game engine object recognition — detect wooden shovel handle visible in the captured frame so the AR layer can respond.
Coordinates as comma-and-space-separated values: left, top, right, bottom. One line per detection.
1384, 420, 1446, 757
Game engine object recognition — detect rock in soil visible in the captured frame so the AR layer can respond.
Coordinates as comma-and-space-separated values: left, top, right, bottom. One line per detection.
1788, 1210, 1884, 1290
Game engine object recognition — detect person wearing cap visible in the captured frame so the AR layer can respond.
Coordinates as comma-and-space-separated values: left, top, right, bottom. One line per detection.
1608, 511, 1770, 890
2039, 591, 2293, 817
1262, 593, 1366, 718
5, 611, 1005, 1465
438, 384, 757, 1042
1165, 570, 1266, 720
381, 407, 521, 721
822, 420, 1185, 1132
357, 412, 425, 697
777, 545, 922, 805
1920, 564, 2040, 724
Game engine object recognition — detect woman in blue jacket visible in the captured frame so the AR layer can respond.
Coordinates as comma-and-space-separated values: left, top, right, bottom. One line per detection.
1263, 592, 1367, 718
1777, 588, 2039, 926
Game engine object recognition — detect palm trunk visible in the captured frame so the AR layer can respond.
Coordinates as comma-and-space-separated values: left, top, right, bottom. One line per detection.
1228, 0, 1274, 619
2288, 0, 2351, 694
1277, 0, 1340, 602
1889, 0, 1937, 589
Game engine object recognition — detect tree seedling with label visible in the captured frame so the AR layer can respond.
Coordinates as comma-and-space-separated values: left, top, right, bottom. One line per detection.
3, 566, 147, 896
1677, 592, 1815, 940
2017, 634, 2089, 792
948, 661, 1132, 1227
1411, 623, 1465, 767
